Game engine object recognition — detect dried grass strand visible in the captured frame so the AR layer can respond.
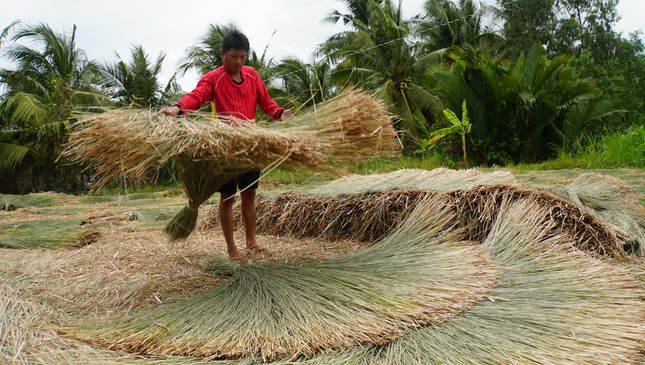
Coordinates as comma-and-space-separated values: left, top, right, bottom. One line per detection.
69, 198, 498, 361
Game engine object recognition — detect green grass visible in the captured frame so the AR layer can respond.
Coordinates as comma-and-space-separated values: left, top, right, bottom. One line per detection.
78, 191, 181, 204
0, 218, 86, 249
0, 194, 61, 210
514, 126, 645, 170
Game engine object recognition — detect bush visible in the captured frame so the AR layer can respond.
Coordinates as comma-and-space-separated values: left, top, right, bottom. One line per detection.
553, 126, 644, 168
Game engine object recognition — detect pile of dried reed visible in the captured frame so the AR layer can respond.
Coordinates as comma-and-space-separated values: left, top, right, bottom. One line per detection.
200, 189, 431, 243
204, 185, 629, 258
547, 173, 645, 255
0, 277, 139, 364
69, 199, 498, 361
0, 217, 89, 249
268, 200, 645, 365
0, 192, 61, 211
0, 213, 371, 364
302, 167, 517, 195
65, 90, 398, 240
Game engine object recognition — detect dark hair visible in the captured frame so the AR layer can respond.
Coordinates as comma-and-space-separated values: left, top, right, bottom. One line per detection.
222, 30, 250, 52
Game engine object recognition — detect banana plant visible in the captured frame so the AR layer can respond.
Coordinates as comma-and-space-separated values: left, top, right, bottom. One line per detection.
429, 100, 472, 164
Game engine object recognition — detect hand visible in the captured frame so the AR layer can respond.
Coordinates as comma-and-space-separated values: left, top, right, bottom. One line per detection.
159, 105, 181, 116
280, 107, 295, 121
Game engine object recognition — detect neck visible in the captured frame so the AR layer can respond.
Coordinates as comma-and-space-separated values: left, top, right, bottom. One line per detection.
225, 66, 242, 81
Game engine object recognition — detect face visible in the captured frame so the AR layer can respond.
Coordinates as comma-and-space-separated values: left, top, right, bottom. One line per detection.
220, 48, 247, 74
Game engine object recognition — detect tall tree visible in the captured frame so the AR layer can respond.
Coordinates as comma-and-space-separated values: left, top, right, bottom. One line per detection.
0, 23, 99, 191
498, 0, 557, 56
99, 45, 180, 108
570, 32, 645, 126
550, 0, 622, 61
322, 0, 444, 149
326, 0, 384, 27
0, 20, 20, 51
273, 56, 335, 108
423, 43, 623, 164
1, 23, 98, 120
418, 0, 494, 50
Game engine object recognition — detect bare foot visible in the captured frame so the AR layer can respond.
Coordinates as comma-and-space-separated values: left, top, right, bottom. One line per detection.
246, 244, 272, 256
228, 249, 246, 262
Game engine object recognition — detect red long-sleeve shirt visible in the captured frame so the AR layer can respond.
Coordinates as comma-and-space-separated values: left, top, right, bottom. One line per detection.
176, 66, 284, 121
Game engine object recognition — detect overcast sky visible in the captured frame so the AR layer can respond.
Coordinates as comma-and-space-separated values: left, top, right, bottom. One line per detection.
1, 0, 643, 94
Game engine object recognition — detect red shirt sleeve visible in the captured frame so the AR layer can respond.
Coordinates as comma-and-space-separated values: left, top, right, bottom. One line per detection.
175, 70, 217, 112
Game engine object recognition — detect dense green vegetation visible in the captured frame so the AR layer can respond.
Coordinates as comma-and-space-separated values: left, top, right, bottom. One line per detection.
1, 0, 643, 193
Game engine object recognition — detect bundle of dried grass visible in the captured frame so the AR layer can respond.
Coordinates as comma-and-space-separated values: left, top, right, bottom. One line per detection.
302, 167, 517, 195
547, 173, 645, 255
204, 184, 629, 258
200, 190, 431, 243
273, 200, 645, 365
0, 217, 89, 249
69, 198, 498, 361
0, 278, 139, 364
449, 184, 629, 258
0, 192, 62, 211
65, 90, 398, 240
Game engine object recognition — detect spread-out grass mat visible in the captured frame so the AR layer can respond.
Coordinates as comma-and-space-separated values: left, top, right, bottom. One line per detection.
66, 198, 498, 361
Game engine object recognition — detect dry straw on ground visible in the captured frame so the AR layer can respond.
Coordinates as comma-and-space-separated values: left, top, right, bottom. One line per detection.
1, 169, 643, 364
69, 198, 498, 361
205, 169, 635, 258
0, 220, 365, 364
263, 200, 645, 365
301, 167, 517, 195
65, 89, 398, 240
548, 173, 645, 255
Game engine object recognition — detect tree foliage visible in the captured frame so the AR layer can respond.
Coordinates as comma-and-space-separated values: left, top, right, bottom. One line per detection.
98, 45, 180, 107
0, 22, 100, 191
322, 0, 445, 149
0, 1, 642, 192
423, 44, 623, 165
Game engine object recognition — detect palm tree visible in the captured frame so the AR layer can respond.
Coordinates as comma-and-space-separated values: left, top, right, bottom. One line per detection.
99, 45, 180, 108
326, 0, 384, 27
273, 56, 336, 108
0, 22, 99, 190
322, 0, 444, 149
178, 23, 276, 82
0, 20, 20, 51
418, 0, 494, 50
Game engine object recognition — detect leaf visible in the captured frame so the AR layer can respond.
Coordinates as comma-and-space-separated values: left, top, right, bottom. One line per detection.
0, 142, 30, 171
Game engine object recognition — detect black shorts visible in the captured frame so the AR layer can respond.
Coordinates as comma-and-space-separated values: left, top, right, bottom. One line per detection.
218, 170, 261, 194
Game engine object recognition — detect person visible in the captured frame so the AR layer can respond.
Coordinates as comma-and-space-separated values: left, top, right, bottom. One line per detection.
161, 30, 293, 261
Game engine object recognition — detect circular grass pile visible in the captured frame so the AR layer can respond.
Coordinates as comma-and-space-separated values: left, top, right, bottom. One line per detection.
70, 200, 498, 361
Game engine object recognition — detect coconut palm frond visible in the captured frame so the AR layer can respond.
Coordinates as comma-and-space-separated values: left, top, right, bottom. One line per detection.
0, 142, 30, 172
